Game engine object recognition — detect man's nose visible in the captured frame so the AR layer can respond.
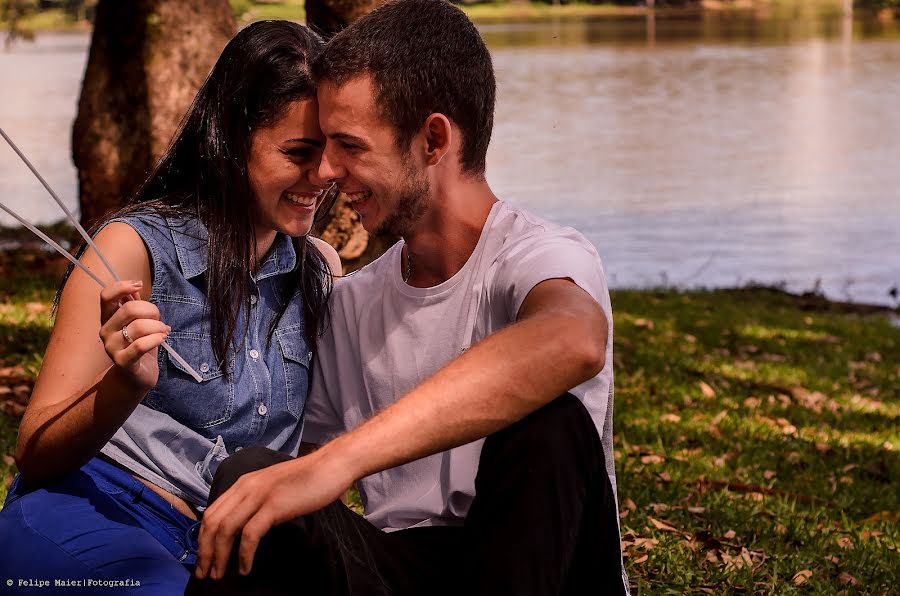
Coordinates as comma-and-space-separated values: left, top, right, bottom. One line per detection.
316, 148, 346, 186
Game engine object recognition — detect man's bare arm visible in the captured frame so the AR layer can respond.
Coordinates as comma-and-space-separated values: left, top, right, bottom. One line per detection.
195, 277, 608, 579
321, 277, 607, 479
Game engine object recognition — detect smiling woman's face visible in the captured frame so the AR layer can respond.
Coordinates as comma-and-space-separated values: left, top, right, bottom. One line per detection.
247, 98, 328, 245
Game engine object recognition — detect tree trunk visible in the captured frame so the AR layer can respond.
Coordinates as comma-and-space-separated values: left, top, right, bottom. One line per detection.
73, 0, 235, 229
306, 0, 392, 272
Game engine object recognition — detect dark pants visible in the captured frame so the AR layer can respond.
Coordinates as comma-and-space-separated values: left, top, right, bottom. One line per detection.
186, 394, 626, 595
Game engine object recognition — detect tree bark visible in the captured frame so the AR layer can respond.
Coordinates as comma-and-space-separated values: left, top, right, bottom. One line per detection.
306, 0, 392, 272
72, 0, 235, 229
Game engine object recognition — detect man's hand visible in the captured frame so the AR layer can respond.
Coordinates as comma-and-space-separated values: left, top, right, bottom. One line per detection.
194, 451, 354, 580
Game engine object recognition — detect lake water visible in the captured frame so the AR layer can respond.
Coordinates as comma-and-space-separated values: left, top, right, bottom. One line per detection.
1, 10, 899, 305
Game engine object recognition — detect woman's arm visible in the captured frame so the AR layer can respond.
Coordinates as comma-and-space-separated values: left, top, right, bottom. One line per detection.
14, 223, 167, 485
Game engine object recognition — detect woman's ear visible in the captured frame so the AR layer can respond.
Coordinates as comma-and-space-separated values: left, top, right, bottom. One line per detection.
423, 113, 452, 167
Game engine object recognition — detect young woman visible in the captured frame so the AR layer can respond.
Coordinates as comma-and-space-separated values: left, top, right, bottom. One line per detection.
0, 21, 340, 594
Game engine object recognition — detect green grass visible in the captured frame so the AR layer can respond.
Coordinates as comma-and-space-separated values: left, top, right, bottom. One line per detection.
612, 288, 899, 593
0, 249, 61, 496
229, 0, 306, 25
2, 0, 808, 33
461, 1, 647, 23
1, 254, 897, 592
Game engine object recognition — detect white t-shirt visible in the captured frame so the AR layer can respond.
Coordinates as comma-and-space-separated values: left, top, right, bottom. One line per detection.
304, 200, 616, 532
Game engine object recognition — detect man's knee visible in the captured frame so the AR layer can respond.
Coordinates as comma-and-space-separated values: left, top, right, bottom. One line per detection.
209, 447, 291, 503
482, 393, 602, 472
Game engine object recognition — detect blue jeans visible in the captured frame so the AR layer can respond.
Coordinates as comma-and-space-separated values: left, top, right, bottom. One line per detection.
0, 457, 199, 594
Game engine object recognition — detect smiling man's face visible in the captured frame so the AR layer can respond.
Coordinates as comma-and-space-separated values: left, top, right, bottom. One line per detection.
316, 75, 430, 237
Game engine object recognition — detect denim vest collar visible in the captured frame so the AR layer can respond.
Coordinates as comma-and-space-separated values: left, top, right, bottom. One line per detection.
164, 216, 298, 281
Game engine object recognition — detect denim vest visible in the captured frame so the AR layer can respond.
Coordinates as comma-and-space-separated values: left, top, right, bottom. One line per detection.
99, 212, 310, 507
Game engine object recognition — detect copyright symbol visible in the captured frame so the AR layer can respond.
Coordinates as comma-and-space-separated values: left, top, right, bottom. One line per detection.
6, 579, 12, 586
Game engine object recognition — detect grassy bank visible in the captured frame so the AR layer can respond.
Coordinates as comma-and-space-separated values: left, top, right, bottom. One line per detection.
1, 2, 651, 32
6, 0, 862, 34
1, 251, 898, 592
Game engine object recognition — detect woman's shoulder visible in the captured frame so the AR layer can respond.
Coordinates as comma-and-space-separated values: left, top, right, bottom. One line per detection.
309, 236, 342, 277
91, 220, 149, 259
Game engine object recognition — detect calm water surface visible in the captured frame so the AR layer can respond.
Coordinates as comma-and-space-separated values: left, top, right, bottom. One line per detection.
1, 11, 899, 304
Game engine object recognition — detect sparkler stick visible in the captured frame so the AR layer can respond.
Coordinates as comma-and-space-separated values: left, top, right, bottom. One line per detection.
0, 128, 203, 383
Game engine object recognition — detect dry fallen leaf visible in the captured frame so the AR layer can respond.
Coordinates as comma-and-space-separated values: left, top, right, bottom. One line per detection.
632, 554, 649, 564
699, 381, 716, 398
836, 536, 854, 549
647, 516, 679, 533
838, 571, 859, 586
633, 318, 655, 330
711, 410, 728, 425
641, 454, 664, 465
632, 538, 659, 550
763, 470, 776, 480
660, 413, 682, 423
687, 506, 706, 514
864, 511, 900, 524
723, 529, 737, 540
792, 570, 813, 586
705, 550, 719, 563
1, 454, 14, 466
25, 301, 49, 314
657, 471, 672, 483
622, 497, 637, 511
861, 531, 883, 541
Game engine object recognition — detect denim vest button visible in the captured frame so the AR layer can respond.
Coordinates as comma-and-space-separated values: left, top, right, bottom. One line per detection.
257, 404, 268, 416
235, 446, 243, 451
250, 295, 258, 306
199, 363, 210, 373
249, 349, 259, 359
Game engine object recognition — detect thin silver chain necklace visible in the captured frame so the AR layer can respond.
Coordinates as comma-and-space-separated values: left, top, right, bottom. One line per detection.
403, 246, 412, 283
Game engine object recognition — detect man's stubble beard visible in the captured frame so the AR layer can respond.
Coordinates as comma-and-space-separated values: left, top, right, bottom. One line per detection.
372, 158, 430, 238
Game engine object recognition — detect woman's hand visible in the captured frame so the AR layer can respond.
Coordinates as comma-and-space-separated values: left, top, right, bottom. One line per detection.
98, 280, 170, 392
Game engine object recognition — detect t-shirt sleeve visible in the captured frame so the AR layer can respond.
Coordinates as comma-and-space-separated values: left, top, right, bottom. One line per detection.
490, 232, 611, 322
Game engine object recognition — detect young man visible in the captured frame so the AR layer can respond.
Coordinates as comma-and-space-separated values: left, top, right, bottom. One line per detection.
190, 1, 627, 594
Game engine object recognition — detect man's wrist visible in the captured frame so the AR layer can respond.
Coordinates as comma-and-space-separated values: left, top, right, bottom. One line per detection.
314, 433, 368, 484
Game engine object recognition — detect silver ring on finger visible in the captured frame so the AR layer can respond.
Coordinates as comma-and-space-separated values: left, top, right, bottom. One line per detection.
121, 325, 134, 344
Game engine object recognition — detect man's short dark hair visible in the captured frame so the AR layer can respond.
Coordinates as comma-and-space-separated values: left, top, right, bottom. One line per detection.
312, 0, 496, 178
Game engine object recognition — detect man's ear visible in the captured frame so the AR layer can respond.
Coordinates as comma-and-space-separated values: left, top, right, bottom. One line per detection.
423, 113, 452, 167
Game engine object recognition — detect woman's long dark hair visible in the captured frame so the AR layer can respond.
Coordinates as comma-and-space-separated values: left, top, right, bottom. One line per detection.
61, 21, 336, 366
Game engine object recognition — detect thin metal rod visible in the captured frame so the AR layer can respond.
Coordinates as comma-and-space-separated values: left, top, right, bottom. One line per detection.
0, 126, 120, 281
0, 131, 203, 383
0, 202, 106, 287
